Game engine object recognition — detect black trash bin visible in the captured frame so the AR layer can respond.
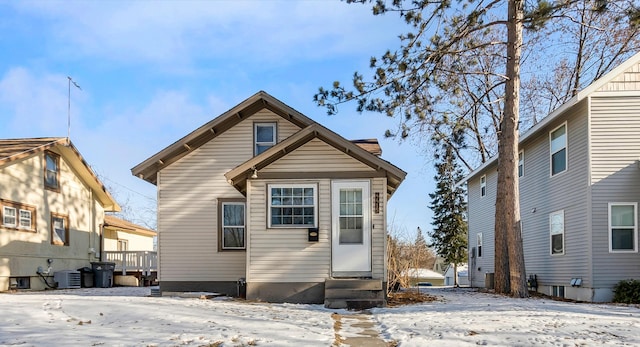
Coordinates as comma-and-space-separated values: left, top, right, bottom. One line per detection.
91, 262, 115, 288
77, 267, 94, 288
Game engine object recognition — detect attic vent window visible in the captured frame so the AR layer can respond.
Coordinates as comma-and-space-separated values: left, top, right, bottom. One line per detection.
254, 122, 276, 155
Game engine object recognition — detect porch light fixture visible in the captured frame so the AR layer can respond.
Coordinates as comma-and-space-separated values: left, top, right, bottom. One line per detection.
251, 168, 258, 179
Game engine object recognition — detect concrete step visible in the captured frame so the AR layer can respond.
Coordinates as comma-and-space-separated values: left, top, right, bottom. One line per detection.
325, 279, 383, 290
324, 298, 386, 310
324, 288, 385, 300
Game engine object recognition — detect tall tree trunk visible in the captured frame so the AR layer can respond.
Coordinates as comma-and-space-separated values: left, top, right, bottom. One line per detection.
495, 0, 527, 295
453, 263, 458, 287
503, 0, 528, 297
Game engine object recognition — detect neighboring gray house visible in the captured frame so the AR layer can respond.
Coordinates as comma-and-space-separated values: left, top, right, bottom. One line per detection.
462, 52, 640, 302
132, 91, 406, 308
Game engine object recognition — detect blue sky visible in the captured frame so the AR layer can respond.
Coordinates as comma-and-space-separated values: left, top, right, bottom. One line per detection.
0, 0, 434, 239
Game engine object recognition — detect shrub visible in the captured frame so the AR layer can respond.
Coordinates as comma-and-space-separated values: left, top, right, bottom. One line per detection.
613, 279, 640, 304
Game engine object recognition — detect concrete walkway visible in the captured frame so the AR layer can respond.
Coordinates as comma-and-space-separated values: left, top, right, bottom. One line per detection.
332, 312, 392, 347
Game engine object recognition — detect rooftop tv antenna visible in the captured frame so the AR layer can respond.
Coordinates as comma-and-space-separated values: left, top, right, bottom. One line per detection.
67, 76, 82, 144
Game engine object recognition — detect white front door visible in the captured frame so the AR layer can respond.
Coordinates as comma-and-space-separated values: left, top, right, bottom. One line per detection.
331, 180, 371, 275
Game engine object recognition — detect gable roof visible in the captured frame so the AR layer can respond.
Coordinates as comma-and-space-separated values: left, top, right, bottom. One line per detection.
224, 123, 406, 197
132, 91, 406, 195
461, 51, 640, 184
132, 91, 316, 185
0, 137, 120, 212
104, 215, 156, 237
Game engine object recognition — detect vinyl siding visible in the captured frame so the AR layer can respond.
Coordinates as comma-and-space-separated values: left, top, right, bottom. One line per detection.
596, 62, 640, 92
590, 95, 640, 287
247, 175, 387, 282
467, 162, 497, 288
467, 100, 591, 289
518, 100, 590, 287
261, 138, 376, 172
0, 151, 104, 291
157, 110, 301, 282
247, 179, 331, 283
103, 229, 154, 251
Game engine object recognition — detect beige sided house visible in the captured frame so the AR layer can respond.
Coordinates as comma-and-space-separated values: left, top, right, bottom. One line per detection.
0, 138, 120, 291
463, 52, 640, 302
103, 215, 157, 286
132, 91, 406, 308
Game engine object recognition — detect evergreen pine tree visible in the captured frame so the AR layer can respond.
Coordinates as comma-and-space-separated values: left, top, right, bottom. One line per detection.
428, 134, 468, 287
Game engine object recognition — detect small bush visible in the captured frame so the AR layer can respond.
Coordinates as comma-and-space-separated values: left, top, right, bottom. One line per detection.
613, 279, 640, 304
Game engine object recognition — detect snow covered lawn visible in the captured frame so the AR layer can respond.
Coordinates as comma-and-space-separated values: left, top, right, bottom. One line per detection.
0, 286, 638, 346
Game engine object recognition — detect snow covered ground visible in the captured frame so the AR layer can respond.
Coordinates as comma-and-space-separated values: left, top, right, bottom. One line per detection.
0, 286, 638, 346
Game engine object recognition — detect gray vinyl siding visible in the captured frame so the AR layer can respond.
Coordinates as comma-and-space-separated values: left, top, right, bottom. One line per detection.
467, 163, 497, 288
518, 100, 591, 287
157, 110, 301, 282
590, 95, 640, 288
596, 61, 640, 92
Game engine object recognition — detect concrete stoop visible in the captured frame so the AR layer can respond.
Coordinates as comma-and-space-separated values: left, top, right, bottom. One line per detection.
324, 279, 385, 309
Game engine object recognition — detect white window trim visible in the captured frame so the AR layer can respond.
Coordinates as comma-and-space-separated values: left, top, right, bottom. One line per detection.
18, 209, 32, 229
549, 122, 568, 177
549, 210, 565, 256
3, 206, 16, 228
221, 202, 246, 250
518, 150, 524, 178
268, 183, 318, 228
254, 122, 277, 155
477, 233, 483, 258
608, 202, 638, 253
480, 175, 486, 197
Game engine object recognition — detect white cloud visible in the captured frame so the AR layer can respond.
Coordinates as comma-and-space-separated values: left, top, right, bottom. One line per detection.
10, 1, 403, 69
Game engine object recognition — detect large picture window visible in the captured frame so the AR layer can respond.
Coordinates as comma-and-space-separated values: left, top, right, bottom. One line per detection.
268, 184, 317, 228
609, 203, 637, 252
44, 151, 60, 191
51, 213, 69, 246
550, 123, 567, 176
254, 122, 276, 155
550, 210, 564, 255
1, 199, 36, 231
220, 201, 246, 250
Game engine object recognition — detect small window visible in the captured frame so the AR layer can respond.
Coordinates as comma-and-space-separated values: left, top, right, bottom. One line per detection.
550, 123, 567, 176
518, 150, 524, 177
480, 175, 486, 197
3, 206, 16, 227
268, 184, 317, 228
117, 239, 129, 251
477, 233, 483, 258
219, 201, 246, 250
1, 199, 36, 231
609, 203, 637, 252
254, 122, 277, 155
51, 213, 69, 246
551, 285, 565, 298
550, 210, 564, 255
44, 151, 60, 191
10, 277, 30, 290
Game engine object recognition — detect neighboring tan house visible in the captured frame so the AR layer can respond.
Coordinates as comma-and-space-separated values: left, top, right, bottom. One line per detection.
103, 215, 157, 286
0, 138, 120, 291
103, 215, 156, 253
132, 91, 406, 308
461, 52, 640, 302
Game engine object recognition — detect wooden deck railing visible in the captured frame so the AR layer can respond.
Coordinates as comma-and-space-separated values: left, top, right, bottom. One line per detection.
103, 251, 157, 276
